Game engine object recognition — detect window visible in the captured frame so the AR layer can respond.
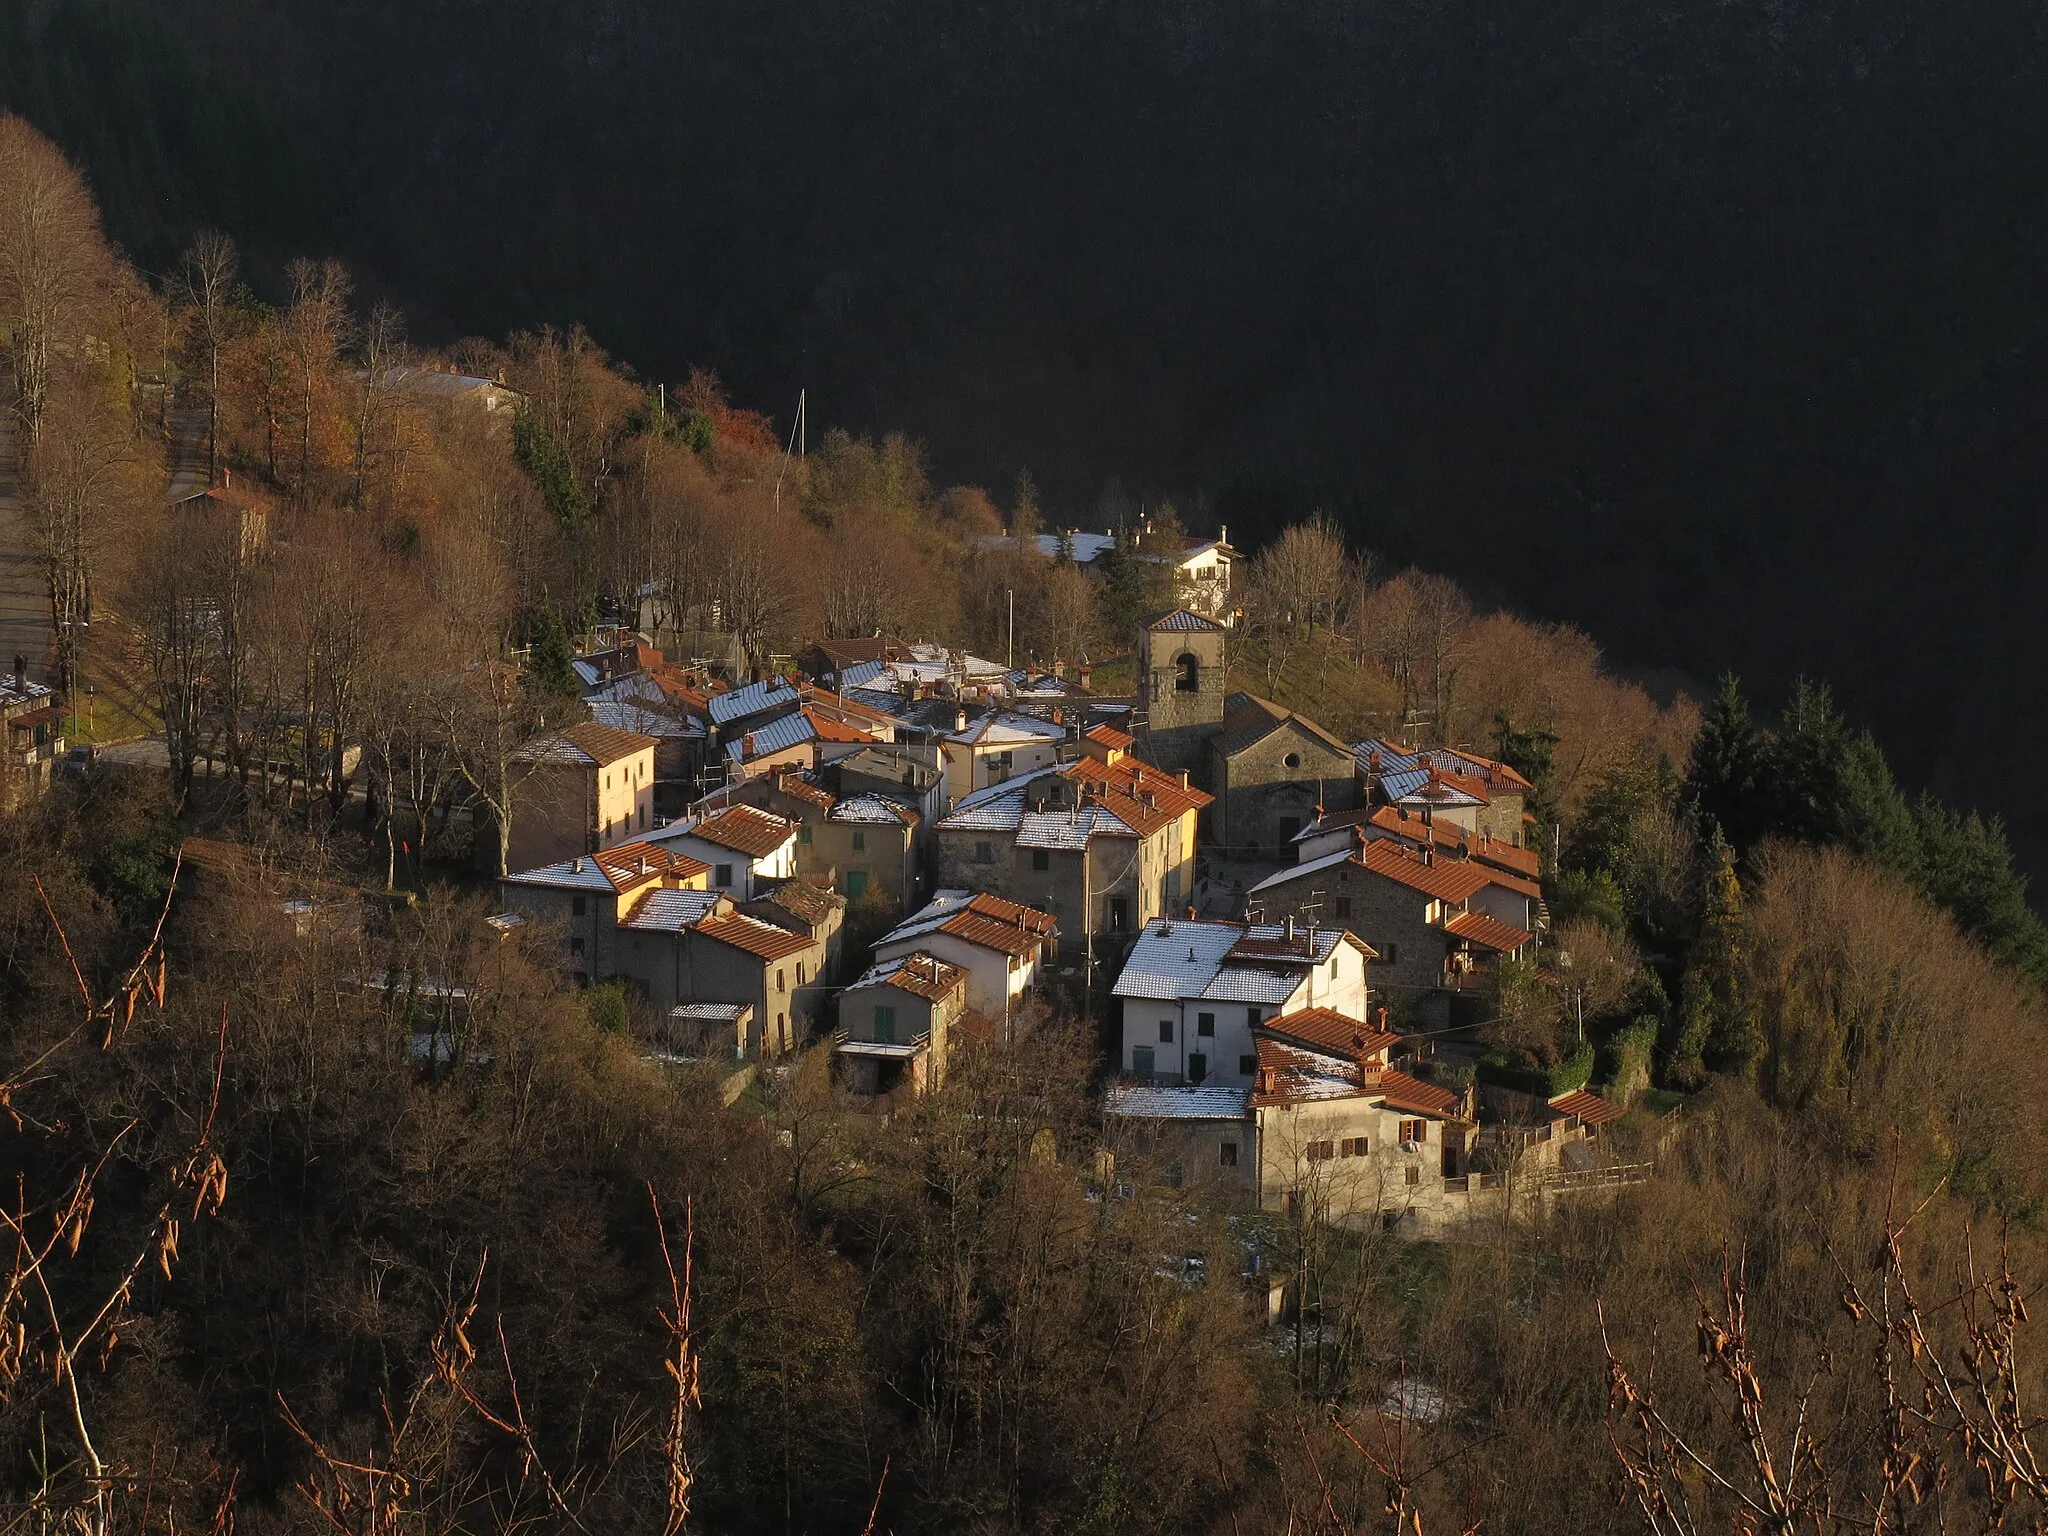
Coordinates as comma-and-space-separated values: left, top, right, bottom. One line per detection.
851, 830, 866, 852
1196, 1011, 1215, 1037
1278, 816, 1301, 844
1219, 1141, 1238, 1168
1238, 1054, 1258, 1075
715, 863, 734, 888
1133, 1046, 1155, 1077
1031, 848, 1050, 871
603, 818, 613, 840
1174, 652, 1200, 692
639, 806, 647, 829
776, 968, 786, 993
605, 773, 611, 790
1334, 896, 1351, 919
1305, 1140, 1335, 1162
846, 870, 868, 900
797, 962, 805, 985
1245, 1007, 1260, 1029
569, 937, 584, 955
1283, 752, 1302, 770
1339, 1136, 1368, 1157
1109, 897, 1129, 931
1187, 1052, 1207, 1083
873, 1004, 896, 1042
571, 895, 587, 917
1378, 942, 1400, 966
799, 824, 812, 845
1400, 1119, 1428, 1145
1405, 1166, 1421, 1186
974, 841, 994, 864
1158, 1019, 1174, 1044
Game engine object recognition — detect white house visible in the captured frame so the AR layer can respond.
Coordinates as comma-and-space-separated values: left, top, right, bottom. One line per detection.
939, 708, 1068, 802
872, 889, 1059, 1039
647, 802, 799, 899
1111, 916, 1374, 1087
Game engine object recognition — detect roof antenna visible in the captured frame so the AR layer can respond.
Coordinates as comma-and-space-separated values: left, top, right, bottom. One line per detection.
772, 387, 806, 515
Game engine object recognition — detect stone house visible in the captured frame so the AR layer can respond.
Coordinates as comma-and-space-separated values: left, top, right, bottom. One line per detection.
835, 950, 969, 1096
1207, 693, 1357, 855
933, 753, 1210, 977
1111, 918, 1373, 1087
743, 878, 848, 983
1303, 805, 1547, 934
613, 896, 824, 1058
1355, 739, 1534, 847
874, 890, 1059, 1040
1105, 1013, 1479, 1233
505, 721, 659, 873
1247, 838, 1531, 1021
654, 1001, 754, 1061
731, 767, 924, 912
1, 661, 62, 808
647, 802, 799, 899
497, 840, 711, 983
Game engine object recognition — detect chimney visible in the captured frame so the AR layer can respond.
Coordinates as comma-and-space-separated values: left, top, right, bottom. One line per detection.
742, 731, 756, 757
223, 467, 231, 488
1284, 914, 1296, 940
1219, 523, 1228, 546
955, 708, 968, 734
573, 856, 585, 873
11, 654, 23, 691
1260, 1066, 1278, 1094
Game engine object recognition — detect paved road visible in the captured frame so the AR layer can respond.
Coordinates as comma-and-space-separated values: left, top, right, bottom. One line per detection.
165, 406, 208, 501
0, 380, 51, 685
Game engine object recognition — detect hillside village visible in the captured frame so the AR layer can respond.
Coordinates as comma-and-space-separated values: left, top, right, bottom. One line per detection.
12, 109, 2048, 1533
450, 586, 1637, 1236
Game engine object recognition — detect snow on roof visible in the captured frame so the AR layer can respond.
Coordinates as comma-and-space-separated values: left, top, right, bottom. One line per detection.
709, 677, 800, 726
590, 699, 703, 738
726, 710, 818, 762
624, 889, 726, 931
1104, 1084, 1250, 1121
672, 1001, 751, 1020
828, 793, 917, 825
1113, 919, 1250, 1001
946, 710, 1067, 746
1029, 531, 1117, 563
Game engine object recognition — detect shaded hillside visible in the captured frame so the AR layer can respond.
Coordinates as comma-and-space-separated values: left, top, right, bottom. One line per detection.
8, 0, 2048, 873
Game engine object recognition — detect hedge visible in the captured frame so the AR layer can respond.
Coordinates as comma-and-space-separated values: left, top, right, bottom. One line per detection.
1476, 1040, 1595, 1099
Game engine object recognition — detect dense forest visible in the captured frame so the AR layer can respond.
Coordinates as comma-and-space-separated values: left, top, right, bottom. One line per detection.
5, 0, 2048, 887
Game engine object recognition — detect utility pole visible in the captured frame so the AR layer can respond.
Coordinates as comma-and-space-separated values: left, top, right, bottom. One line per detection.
1006, 588, 1014, 670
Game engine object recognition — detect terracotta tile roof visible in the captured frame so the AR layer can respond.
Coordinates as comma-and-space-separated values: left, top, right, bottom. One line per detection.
851, 950, 966, 1004
799, 706, 876, 744
966, 891, 1058, 935
1377, 1069, 1461, 1116
692, 910, 815, 962
1085, 722, 1136, 751
939, 911, 1047, 956
1365, 806, 1542, 880
769, 770, 837, 810
1442, 910, 1533, 953
1250, 1036, 1371, 1108
1258, 1007, 1400, 1061
798, 687, 899, 733
592, 842, 709, 889
757, 879, 844, 926
1550, 1089, 1624, 1127
517, 720, 656, 767
686, 803, 798, 859
1357, 839, 1494, 903
1062, 753, 1213, 815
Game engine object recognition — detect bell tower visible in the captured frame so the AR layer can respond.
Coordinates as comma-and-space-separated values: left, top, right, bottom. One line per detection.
1136, 608, 1226, 775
